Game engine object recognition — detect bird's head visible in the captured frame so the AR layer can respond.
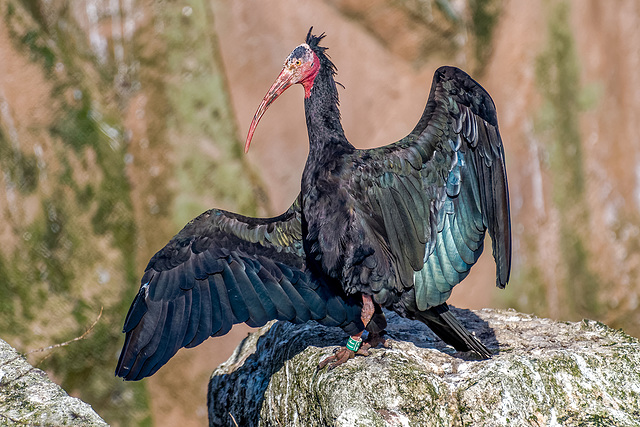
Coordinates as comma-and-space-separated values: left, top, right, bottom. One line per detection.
245, 29, 325, 153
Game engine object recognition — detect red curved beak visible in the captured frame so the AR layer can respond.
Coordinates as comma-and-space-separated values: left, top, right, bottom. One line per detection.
245, 67, 296, 153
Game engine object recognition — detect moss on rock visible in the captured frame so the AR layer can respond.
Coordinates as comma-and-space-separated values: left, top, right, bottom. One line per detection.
209, 309, 640, 426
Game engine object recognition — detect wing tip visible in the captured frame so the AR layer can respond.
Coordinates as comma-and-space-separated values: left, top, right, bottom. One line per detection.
433, 65, 499, 127
114, 341, 136, 380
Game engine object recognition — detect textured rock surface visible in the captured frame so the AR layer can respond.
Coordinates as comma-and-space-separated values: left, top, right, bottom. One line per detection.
208, 308, 640, 426
0, 339, 107, 426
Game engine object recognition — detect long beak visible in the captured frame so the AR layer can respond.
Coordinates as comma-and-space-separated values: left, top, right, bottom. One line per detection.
245, 67, 296, 153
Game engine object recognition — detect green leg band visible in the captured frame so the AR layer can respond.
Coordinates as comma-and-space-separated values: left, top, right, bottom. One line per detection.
346, 336, 362, 352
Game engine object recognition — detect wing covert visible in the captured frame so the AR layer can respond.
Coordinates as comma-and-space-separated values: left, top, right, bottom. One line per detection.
351, 66, 511, 312
116, 197, 363, 381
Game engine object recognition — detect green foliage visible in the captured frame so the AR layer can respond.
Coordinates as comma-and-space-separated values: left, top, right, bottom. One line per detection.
535, 2, 585, 202
0, 187, 146, 424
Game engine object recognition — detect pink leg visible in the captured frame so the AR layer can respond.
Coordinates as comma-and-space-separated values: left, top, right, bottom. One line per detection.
360, 294, 375, 324
318, 295, 378, 370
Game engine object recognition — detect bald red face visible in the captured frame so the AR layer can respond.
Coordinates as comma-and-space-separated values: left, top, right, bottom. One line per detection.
245, 44, 320, 153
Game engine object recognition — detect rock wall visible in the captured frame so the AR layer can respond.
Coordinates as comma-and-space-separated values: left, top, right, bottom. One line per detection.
209, 310, 640, 426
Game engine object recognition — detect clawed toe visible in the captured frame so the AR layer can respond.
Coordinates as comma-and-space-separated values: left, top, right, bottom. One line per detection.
318, 336, 391, 370
318, 346, 355, 370
364, 331, 389, 349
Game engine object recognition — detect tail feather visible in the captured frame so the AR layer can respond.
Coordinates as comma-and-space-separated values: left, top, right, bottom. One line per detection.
416, 304, 491, 358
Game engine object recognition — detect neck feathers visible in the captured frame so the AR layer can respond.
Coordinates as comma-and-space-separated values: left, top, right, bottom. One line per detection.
304, 46, 352, 160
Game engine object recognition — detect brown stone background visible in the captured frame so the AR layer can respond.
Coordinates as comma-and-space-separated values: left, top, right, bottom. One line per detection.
1, 0, 639, 425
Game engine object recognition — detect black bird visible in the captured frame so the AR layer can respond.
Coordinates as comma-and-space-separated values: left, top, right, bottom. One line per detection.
115, 29, 510, 380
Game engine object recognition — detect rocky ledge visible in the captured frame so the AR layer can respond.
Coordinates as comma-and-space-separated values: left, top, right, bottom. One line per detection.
0, 338, 107, 426
208, 308, 640, 426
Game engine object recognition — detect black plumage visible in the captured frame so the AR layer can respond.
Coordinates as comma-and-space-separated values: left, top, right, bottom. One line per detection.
116, 29, 511, 381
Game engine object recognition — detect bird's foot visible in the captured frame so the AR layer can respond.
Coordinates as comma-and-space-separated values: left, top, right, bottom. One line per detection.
363, 331, 389, 350
318, 336, 371, 370
318, 345, 371, 370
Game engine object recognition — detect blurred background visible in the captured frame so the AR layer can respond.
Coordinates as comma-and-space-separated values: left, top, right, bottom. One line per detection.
1, 0, 639, 425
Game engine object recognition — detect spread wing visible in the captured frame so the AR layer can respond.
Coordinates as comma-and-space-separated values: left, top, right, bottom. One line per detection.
351, 66, 511, 312
116, 196, 363, 381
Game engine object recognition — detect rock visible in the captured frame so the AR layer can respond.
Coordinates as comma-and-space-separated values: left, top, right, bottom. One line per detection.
208, 308, 640, 426
0, 339, 108, 426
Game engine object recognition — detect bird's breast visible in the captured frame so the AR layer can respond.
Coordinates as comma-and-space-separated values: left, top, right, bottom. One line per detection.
301, 186, 392, 300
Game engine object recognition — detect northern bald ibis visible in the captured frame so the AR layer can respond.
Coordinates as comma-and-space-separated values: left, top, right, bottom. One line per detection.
116, 29, 510, 380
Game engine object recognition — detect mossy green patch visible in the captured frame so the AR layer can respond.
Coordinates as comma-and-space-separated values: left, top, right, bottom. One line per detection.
157, 0, 267, 223
50, 95, 138, 282
44, 103, 143, 424
26, 197, 76, 293
50, 95, 100, 152
0, 255, 32, 334
17, 0, 44, 26
20, 29, 56, 73
0, 127, 40, 195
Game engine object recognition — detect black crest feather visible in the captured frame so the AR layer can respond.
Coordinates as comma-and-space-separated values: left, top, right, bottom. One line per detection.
306, 27, 327, 52
305, 27, 337, 78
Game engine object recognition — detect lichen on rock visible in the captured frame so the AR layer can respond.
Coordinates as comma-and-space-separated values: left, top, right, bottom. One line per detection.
208, 308, 640, 426
0, 338, 107, 426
